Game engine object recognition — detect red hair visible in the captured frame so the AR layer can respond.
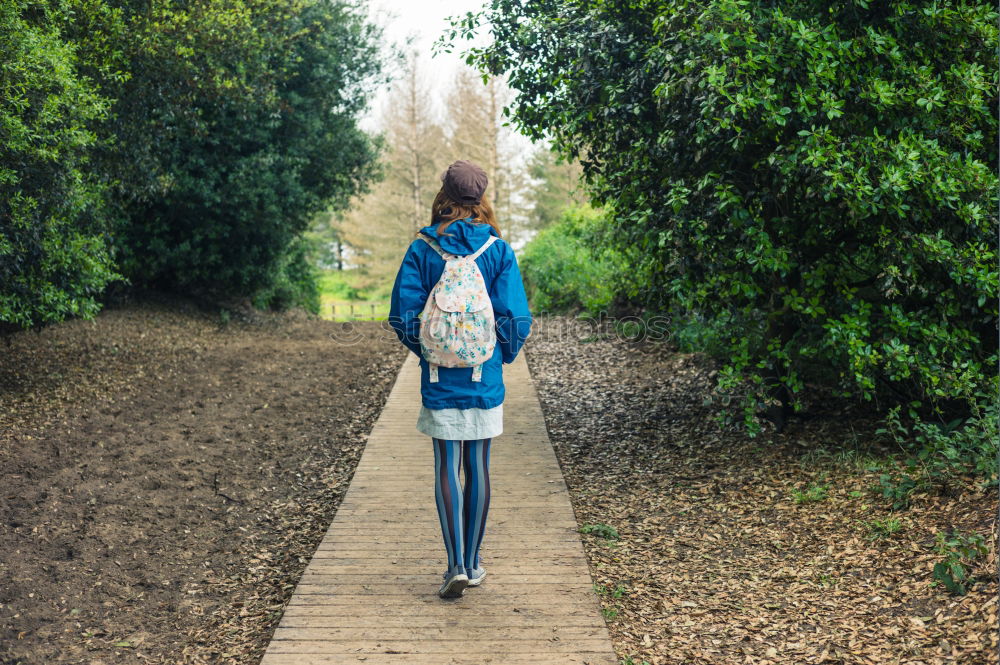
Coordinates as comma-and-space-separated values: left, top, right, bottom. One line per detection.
427, 187, 502, 238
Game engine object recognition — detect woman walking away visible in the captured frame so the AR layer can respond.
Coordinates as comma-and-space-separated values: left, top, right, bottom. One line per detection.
389, 160, 532, 599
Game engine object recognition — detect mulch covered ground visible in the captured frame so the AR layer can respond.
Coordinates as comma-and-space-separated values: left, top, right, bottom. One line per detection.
523, 315, 997, 665
1, 295, 406, 664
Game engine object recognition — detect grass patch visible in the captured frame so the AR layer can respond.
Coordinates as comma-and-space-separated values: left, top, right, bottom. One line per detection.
791, 481, 830, 504
580, 523, 621, 540
799, 445, 893, 474
593, 582, 628, 599
861, 517, 905, 541
620, 657, 651, 665
317, 269, 391, 320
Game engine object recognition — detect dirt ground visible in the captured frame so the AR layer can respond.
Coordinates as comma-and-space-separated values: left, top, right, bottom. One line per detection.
0, 294, 406, 664
523, 316, 997, 665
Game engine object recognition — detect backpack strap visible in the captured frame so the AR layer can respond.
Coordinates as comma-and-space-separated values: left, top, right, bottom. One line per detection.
419, 234, 498, 261
430, 362, 483, 382
467, 235, 499, 261
417, 234, 458, 260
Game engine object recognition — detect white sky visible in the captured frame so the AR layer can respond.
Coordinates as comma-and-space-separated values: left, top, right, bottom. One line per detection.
363, 0, 490, 130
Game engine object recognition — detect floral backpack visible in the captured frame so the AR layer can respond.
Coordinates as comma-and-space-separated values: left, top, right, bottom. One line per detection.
417, 234, 499, 383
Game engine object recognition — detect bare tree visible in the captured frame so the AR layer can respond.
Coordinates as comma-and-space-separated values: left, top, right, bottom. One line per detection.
448, 68, 530, 245
333, 62, 542, 291
339, 51, 448, 280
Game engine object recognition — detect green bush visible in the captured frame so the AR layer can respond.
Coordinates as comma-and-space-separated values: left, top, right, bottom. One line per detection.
455, 0, 999, 440
317, 271, 363, 301
872, 472, 921, 511
931, 529, 989, 596
0, 0, 125, 330
2, 0, 386, 327
111, 0, 386, 302
252, 237, 320, 314
671, 309, 753, 358
875, 389, 999, 497
519, 206, 622, 315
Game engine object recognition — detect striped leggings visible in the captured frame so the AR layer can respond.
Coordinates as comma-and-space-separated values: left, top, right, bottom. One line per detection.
432, 438, 492, 572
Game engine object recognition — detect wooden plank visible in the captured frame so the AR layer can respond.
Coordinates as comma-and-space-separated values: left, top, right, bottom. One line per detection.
277, 612, 605, 626
257, 354, 617, 663
302, 559, 587, 570
284, 596, 604, 609
305, 555, 588, 564
330, 508, 577, 517
282, 599, 604, 611
339, 488, 568, 494
298, 574, 589, 585
271, 626, 609, 641
314, 540, 584, 549
320, 528, 583, 536
306, 555, 588, 564
264, 639, 616, 654
335, 501, 569, 508
261, 653, 617, 665
313, 540, 584, 548
290, 582, 596, 595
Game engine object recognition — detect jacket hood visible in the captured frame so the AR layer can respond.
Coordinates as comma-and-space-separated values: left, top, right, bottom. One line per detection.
418, 218, 500, 256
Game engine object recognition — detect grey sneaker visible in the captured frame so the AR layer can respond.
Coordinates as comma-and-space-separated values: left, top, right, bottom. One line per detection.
438, 565, 468, 598
465, 565, 487, 587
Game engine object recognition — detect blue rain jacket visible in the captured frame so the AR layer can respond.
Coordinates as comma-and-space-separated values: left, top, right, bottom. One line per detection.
389, 218, 533, 410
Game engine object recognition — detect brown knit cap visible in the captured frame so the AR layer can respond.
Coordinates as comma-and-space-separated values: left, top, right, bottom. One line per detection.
441, 160, 488, 206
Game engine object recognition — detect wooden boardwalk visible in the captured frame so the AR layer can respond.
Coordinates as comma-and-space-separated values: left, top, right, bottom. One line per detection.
259, 353, 618, 665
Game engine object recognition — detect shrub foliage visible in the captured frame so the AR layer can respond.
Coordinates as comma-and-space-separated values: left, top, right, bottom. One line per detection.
453, 0, 999, 435
0, 0, 126, 330
1, 0, 385, 328
520, 206, 622, 315
110, 0, 385, 301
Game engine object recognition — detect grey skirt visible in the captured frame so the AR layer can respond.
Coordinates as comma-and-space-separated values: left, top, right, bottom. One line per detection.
416, 404, 503, 440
